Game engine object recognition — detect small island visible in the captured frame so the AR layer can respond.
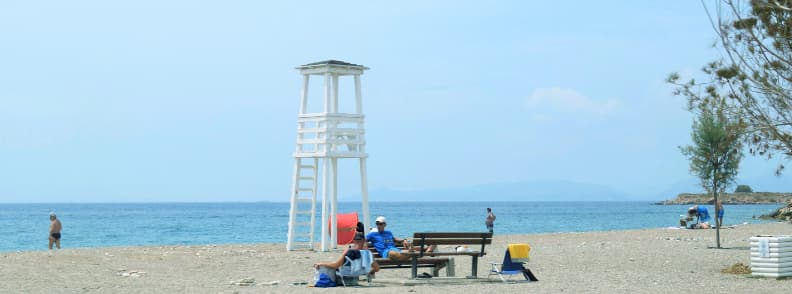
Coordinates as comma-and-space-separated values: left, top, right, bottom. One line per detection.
654, 192, 792, 205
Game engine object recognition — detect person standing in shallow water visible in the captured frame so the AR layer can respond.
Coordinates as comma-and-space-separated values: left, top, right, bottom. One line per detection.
49, 212, 62, 252
485, 208, 496, 233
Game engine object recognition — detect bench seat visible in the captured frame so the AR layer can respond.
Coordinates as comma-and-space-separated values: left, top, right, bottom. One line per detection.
367, 232, 492, 279
367, 245, 454, 277
408, 232, 492, 279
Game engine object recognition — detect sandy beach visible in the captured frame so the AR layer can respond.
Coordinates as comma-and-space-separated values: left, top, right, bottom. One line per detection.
2, 222, 791, 293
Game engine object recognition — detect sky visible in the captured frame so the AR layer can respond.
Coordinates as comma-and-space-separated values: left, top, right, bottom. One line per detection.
1, 1, 789, 203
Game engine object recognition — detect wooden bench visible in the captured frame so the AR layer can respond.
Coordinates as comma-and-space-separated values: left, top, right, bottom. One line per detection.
367, 244, 453, 277
408, 232, 492, 279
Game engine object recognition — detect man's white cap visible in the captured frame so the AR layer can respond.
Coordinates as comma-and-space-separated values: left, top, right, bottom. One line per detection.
49, 212, 56, 217
375, 216, 387, 223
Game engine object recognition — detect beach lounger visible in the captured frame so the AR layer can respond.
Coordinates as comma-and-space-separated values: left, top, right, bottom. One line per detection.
488, 243, 538, 283
336, 249, 374, 286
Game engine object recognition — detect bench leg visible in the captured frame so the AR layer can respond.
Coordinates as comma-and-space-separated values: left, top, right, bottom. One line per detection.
433, 258, 447, 277
411, 256, 418, 279
446, 257, 455, 277
467, 256, 478, 279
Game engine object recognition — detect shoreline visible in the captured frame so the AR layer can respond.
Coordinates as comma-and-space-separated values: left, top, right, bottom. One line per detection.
3, 220, 785, 254
3, 223, 792, 293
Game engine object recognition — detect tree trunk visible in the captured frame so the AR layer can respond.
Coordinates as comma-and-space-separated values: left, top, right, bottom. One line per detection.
713, 177, 721, 249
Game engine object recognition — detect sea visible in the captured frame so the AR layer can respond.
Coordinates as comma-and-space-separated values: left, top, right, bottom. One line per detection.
0, 202, 785, 252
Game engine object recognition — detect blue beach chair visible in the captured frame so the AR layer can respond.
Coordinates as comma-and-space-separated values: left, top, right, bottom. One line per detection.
489, 243, 538, 283
336, 249, 374, 286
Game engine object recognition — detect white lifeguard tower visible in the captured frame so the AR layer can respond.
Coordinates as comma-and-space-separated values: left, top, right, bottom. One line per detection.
286, 60, 371, 251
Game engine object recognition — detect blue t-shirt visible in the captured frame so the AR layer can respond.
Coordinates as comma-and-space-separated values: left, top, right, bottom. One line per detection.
366, 230, 397, 256
697, 206, 710, 222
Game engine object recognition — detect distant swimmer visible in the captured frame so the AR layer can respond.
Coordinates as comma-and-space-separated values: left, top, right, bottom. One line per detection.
49, 212, 62, 253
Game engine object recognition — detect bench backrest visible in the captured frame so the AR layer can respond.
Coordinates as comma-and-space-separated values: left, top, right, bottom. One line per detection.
412, 232, 492, 257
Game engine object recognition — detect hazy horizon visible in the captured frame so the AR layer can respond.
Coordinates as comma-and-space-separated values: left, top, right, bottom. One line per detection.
2, 1, 790, 203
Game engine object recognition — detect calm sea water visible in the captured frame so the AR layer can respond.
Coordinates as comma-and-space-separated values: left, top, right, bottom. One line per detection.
0, 202, 783, 252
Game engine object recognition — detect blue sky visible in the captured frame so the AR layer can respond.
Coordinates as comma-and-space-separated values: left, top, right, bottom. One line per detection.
1, 1, 789, 202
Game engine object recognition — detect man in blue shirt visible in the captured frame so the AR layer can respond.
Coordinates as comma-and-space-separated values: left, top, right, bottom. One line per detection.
366, 216, 411, 260
366, 216, 437, 261
687, 205, 711, 228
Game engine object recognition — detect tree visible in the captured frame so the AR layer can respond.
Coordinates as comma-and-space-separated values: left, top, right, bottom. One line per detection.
679, 96, 744, 249
669, 0, 791, 174
735, 184, 754, 192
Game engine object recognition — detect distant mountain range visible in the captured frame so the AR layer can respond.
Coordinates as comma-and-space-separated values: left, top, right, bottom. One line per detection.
338, 176, 791, 202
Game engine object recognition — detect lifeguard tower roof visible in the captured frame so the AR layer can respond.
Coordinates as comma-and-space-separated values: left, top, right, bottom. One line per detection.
296, 60, 369, 73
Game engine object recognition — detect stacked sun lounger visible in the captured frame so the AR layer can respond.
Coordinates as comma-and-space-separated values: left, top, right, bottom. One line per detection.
749, 235, 792, 278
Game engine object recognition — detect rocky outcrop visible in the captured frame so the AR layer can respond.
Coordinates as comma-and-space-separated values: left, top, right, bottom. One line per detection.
655, 192, 792, 205
761, 200, 792, 222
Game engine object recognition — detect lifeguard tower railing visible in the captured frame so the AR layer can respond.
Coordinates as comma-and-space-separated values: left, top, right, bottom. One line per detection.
295, 113, 366, 158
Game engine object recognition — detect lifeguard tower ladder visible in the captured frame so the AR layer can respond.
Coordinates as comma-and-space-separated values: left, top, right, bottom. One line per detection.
286, 60, 371, 251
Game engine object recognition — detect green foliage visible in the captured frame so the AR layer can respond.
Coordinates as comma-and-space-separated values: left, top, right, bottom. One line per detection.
669, 0, 792, 175
679, 97, 744, 196
678, 95, 743, 248
735, 184, 753, 193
